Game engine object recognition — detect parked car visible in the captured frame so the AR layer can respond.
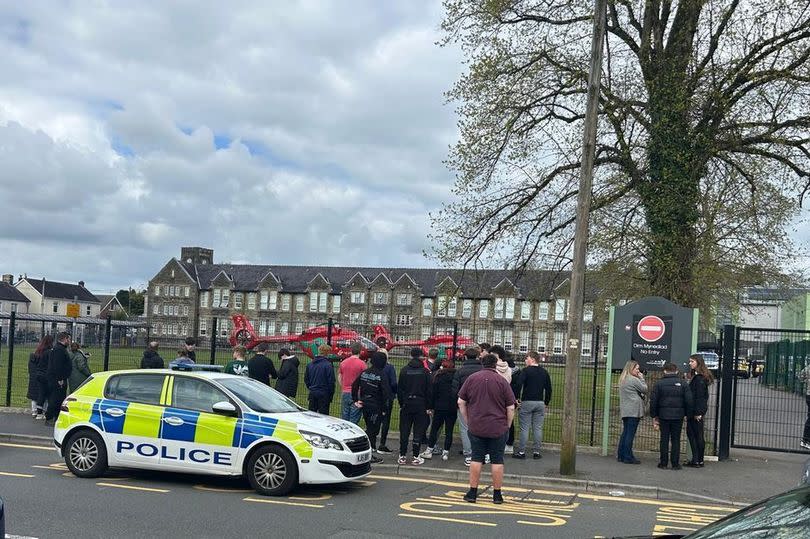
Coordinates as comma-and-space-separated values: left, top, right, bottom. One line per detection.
696, 351, 719, 372
617, 484, 810, 537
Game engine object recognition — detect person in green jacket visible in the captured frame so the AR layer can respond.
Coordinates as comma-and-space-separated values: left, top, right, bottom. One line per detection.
68, 342, 92, 392
225, 345, 249, 376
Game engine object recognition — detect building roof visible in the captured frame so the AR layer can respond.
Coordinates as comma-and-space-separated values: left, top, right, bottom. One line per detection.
20, 278, 100, 303
0, 282, 30, 303
181, 262, 589, 300
742, 287, 810, 303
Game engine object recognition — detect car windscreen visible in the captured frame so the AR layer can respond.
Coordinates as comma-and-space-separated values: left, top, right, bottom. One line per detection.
217, 377, 302, 414
686, 487, 810, 538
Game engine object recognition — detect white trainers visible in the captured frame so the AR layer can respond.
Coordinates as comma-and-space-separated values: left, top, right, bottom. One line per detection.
441, 450, 449, 461
35, 414, 45, 420
419, 447, 434, 459
464, 456, 471, 467
411, 456, 425, 466
398, 455, 407, 465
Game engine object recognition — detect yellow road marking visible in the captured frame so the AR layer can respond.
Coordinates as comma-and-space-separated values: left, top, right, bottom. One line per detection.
0, 471, 35, 478
31, 465, 57, 470
193, 484, 253, 493
0, 442, 52, 450
96, 482, 169, 493
579, 493, 737, 512
289, 493, 333, 501
398, 513, 497, 527
243, 497, 324, 508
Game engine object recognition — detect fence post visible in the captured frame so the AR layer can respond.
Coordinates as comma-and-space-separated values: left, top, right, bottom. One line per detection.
600, 306, 615, 456
103, 315, 112, 371
210, 318, 218, 364
718, 324, 736, 461
6, 312, 16, 407
0, 325, 3, 367
327, 318, 333, 346
452, 321, 458, 359
589, 325, 600, 446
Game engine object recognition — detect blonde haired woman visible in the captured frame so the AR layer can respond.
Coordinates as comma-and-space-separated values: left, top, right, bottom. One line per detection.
618, 360, 647, 464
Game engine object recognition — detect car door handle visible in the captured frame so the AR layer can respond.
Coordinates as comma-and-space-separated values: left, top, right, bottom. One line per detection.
104, 408, 125, 418
162, 416, 184, 426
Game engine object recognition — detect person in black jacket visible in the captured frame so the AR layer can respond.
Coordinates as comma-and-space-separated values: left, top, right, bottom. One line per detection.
275, 348, 300, 398
650, 362, 695, 470
685, 354, 713, 467
398, 348, 432, 465
422, 358, 457, 460
140, 342, 164, 369
184, 337, 197, 362
452, 346, 482, 464
45, 332, 72, 424
248, 342, 278, 386
352, 352, 392, 463
514, 351, 553, 459
28, 334, 53, 419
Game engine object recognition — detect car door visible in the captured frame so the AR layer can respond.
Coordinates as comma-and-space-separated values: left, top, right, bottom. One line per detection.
101, 373, 167, 468
159, 376, 240, 473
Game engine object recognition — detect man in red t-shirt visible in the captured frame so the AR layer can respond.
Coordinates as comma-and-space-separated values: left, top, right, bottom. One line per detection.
458, 353, 516, 505
339, 342, 367, 425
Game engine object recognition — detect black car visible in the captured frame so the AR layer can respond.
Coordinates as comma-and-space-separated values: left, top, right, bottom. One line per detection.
616, 485, 810, 538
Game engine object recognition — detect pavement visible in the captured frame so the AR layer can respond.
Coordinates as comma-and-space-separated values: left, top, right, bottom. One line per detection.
2, 407, 805, 506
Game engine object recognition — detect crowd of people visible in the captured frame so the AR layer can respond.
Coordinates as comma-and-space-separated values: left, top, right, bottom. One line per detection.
26, 332, 91, 424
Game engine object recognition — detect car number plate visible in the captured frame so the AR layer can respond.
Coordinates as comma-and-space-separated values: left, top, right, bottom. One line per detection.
357, 452, 370, 463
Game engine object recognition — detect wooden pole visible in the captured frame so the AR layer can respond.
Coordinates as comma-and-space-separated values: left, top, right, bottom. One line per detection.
560, 0, 607, 476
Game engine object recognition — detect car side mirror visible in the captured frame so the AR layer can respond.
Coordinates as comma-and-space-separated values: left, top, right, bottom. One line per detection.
212, 401, 237, 417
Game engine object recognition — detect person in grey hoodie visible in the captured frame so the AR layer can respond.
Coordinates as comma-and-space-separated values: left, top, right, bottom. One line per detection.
617, 360, 647, 464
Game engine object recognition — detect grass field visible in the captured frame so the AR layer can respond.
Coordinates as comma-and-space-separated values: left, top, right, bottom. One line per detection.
1, 344, 671, 452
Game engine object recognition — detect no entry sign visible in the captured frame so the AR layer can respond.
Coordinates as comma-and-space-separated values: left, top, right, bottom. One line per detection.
637, 315, 666, 342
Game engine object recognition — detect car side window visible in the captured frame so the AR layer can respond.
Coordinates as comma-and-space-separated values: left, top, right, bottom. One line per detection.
105, 374, 165, 405
172, 377, 229, 413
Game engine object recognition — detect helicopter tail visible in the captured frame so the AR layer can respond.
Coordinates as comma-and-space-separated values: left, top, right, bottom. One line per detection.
371, 325, 393, 349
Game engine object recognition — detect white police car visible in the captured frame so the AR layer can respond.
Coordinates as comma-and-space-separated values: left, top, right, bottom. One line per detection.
53, 368, 371, 495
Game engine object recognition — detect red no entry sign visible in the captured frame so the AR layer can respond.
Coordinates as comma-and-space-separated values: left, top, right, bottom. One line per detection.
637, 315, 666, 342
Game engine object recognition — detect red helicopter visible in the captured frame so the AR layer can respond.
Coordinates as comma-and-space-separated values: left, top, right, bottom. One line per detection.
229, 314, 384, 361
372, 325, 476, 361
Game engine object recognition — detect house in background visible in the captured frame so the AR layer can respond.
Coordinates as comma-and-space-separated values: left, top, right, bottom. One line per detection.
0, 275, 31, 315
96, 294, 128, 319
14, 276, 101, 318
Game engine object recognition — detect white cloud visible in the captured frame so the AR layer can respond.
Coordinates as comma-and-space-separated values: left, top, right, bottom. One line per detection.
0, 1, 462, 291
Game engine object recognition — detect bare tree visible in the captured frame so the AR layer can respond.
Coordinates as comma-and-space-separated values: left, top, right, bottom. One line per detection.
434, 0, 809, 307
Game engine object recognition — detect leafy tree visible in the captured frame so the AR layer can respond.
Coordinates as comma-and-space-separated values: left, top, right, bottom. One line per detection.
433, 0, 809, 308
116, 289, 145, 316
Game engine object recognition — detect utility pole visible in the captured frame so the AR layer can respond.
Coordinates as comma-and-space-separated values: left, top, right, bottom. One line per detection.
560, 0, 607, 476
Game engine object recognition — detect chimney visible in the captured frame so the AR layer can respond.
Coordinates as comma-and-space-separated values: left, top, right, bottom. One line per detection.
79, 280, 85, 288
1, 274, 12, 285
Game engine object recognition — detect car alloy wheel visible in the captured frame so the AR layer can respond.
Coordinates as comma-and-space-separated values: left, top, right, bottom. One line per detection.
253, 452, 287, 491
69, 436, 99, 472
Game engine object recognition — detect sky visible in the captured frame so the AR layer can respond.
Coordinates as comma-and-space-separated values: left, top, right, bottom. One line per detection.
0, 1, 463, 293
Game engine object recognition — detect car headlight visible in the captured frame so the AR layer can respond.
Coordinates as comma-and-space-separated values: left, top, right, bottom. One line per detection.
300, 431, 344, 451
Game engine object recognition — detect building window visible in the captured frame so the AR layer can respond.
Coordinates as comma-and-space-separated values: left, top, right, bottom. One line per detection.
520, 301, 531, 320
583, 303, 593, 322
351, 292, 366, 304
519, 331, 529, 353
421, 326, 431, 340
184, 286, 190, 297
503, 330, 513, 352
221, 289, 230, 308
212, 289, 221, 308
260, 290, 268, 309
310, 292, 327, 313
247, 293, 256, 310
331, 295, 341, 314
478, 299, 489, 319
199, 291, 209, 308
153, 304, 159, 315
86, 305, 91, 316
581, 332, 593, 356
281, 294, 291, 312
268, 320, 276, 335
52, 301, 59, 313
199, 318, 207, 336
462, 299, 472, 318
294, 322, 303, 334
537, 331, 548, 352
555, 299, 567, 320
154, 285, 160, 296
220, 319, 229, 337
538, 301, 549, 320
553, 330, 565, 354
183, 305, 189, 316
395, 314, 413, 326
371, 313, 388, 325
259, 320, 267, 336
295, 295, 304, 312
349, 312, 365, 324
234, 293, 243, 309
396, 293, 412, 306
437, 296, 457, 317
10, 302, 17, 312
280, 322, 289, 334
373, 292, 389, 305
422, 298, 432, 317
477, 329, 488, 344
493, 329, 503, 346
494, 297, 515, 320
163, 304, 169, 315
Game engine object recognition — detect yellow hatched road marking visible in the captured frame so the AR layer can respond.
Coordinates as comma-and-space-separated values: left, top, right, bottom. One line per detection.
97, 482, 169, 493
0, 442, 52, 450
0, 471, 35, 478
193, 484, 253, 493
579, 493, 737, 512
243, 496, 325, 508
398, 513, 497, 527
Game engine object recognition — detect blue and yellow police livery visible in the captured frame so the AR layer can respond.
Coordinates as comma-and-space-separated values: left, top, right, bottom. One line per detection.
53, 369, 371, 496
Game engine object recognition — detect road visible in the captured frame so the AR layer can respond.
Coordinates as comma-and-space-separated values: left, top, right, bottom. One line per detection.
0, 441, 738, 538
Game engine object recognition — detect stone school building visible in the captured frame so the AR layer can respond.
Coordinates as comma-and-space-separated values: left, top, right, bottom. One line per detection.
146, 247, 599, 359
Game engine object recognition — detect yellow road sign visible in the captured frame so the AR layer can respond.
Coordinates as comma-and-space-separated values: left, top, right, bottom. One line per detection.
66, 303, 80, 317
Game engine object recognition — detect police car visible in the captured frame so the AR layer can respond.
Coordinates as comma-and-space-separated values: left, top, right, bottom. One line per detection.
53, 368, 372, 496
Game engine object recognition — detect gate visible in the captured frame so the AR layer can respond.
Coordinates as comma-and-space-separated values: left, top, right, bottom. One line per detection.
726, 326, 810, 453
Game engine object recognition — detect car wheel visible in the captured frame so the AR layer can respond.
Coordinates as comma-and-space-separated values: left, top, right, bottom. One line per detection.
64, 429, 108, 478
246, 445, 298, 496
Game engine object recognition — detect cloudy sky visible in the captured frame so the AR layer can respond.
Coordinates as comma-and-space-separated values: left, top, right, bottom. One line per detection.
0, 1, 463, 293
